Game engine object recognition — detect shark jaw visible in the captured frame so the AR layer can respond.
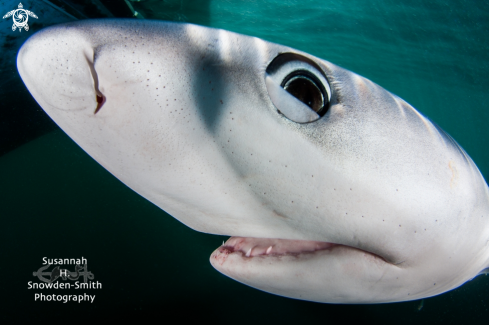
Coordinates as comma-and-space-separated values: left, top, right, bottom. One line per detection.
209, 236, 400, 304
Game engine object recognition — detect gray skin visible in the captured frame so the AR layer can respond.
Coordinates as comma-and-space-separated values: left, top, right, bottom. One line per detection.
17, 19, 489, 303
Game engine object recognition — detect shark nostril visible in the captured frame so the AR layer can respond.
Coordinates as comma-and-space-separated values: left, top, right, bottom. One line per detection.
94, 94, 105, 114
85, 51, 105, 114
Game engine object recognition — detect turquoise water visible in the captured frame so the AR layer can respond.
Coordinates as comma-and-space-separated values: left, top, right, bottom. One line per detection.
1, 0, 488, 323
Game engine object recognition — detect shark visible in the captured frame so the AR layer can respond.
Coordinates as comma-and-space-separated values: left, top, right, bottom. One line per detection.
17, 19, 489, 303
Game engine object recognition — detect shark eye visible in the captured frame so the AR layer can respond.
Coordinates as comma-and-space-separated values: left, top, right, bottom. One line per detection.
283, 74, 324, 113
265, 54, 331, 123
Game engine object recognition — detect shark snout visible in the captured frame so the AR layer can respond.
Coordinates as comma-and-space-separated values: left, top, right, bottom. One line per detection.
17, 26, 99, 114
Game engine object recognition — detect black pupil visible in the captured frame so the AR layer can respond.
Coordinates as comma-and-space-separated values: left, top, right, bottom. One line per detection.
283, 76, 324, 113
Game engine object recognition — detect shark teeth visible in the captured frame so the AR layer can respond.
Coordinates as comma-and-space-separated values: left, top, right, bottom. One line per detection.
221, 237, 337, 258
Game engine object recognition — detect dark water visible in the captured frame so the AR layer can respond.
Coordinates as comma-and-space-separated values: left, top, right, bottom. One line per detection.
1, 0, 488, 323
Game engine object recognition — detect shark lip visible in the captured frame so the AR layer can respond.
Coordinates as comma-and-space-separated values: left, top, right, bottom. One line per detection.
219, 236, 362, 258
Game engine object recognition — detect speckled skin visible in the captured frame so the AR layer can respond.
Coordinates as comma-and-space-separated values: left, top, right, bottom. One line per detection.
17, 19, 489, 303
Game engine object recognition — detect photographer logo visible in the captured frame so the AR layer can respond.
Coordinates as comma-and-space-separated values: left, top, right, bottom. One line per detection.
29, 257, 101, 303
2, 3, 38, 32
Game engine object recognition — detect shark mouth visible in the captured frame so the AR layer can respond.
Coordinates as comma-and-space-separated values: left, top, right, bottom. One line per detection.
217, 237, 339, 258
213, 237, 389, 264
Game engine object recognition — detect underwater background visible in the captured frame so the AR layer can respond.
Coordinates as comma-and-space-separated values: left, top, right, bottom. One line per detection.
1, 0, 488, 323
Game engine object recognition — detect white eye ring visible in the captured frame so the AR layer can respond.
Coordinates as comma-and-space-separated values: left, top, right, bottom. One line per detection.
266, 56, 331, 123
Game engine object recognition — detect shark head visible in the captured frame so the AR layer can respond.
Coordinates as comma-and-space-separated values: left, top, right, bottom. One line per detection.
17, 19, 489, 303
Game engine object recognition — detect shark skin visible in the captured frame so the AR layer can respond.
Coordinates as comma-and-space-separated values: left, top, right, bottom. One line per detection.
17, 19, 489, 304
